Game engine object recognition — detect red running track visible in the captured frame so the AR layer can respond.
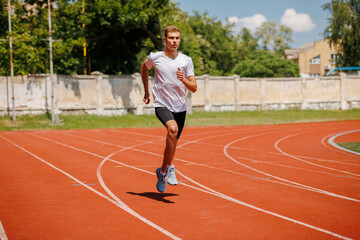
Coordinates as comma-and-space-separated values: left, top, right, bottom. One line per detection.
0, 120, 359, 239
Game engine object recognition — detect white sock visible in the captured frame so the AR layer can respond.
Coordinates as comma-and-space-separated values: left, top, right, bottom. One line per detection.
160, 170, 166, 176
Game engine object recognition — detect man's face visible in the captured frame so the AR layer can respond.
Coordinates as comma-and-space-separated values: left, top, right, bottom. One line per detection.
164, 31, 181, 52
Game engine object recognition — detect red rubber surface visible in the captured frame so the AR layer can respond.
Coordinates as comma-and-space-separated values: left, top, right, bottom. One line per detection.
0, 120, 359, 239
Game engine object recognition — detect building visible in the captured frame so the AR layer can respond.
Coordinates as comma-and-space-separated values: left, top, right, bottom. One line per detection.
285, 39, 339, 77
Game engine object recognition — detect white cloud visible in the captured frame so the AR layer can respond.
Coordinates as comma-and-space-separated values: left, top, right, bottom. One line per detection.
280, 8, 316, 32
228, 14, 267, 34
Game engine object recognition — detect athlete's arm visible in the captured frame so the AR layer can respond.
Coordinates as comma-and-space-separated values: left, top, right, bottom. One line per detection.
141, 63, 151, 104
177, 68, 197, 93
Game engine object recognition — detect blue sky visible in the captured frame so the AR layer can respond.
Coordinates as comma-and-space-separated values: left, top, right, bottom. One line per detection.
175, 0, 330, 48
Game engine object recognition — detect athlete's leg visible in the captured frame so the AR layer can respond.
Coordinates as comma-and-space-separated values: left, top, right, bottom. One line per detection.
167, 111, 186, 167
155, 107, 178, 174
161, 119, 178, 173
155, 108, 185, 188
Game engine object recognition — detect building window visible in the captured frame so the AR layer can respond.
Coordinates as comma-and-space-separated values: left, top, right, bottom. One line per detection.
309, 55, 321, 64
331, 54, 340, 64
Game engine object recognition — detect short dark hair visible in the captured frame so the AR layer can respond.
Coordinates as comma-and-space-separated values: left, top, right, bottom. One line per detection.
165, 25, 180, 38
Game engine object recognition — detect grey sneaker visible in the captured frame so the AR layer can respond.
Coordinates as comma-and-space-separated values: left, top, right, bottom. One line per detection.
156, 168, 166, 192
166, 166, 178, 185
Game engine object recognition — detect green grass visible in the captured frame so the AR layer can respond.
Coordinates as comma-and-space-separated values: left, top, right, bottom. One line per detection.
1, 109, 359, 131
337, 142, 360, 153
0, 113, 162, 131
187, 109, 360, 126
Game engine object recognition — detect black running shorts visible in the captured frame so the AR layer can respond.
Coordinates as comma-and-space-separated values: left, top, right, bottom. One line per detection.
155, 107, 186, 139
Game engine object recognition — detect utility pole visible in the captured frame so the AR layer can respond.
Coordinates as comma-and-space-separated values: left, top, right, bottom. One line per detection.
48, 0, 58, 125
8, 0, 15, 122
82, 0, 87, 75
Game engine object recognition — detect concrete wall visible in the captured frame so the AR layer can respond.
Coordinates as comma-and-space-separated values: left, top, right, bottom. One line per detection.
1, 72, 359, 116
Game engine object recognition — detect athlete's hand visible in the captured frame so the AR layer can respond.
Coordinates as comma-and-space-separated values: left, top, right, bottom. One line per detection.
177, 68, 184, 82
143, 92, 150, 104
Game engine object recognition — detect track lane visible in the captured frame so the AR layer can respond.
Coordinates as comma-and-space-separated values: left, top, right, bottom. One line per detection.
0, 134, 171, 240
31, 124, 360, 238
0, 120, 359, 239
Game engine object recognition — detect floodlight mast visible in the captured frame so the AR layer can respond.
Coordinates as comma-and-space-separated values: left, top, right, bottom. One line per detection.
8, 0, 15, 122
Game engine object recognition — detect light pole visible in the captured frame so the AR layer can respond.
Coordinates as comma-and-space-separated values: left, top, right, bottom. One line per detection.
8, 0, 15, 122
82, 0, 87, 75
47, 0, 58, 125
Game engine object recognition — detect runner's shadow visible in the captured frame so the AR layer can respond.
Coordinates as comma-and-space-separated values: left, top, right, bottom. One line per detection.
126, 192, 179, 204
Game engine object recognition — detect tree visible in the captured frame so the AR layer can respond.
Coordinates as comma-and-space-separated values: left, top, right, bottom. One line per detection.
0, 0, 49, 75
255, 22, 293, 54
0, 0, 7, 36
238, 27, 258, 60
231, 50, 299, 77
274, 24, 293, 54
0, 0, 8, 75
187, 11, 240, 75
52, 0, 86, 74
255, 22, 276, 51
76, 0, 169, 74
323, 0, 360, 67
144, 1, 204, 75
0, 0, 171, 75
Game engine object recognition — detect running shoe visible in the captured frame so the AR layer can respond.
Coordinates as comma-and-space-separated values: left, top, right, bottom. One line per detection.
156, 168, 166, 192
166, 166, 178, 185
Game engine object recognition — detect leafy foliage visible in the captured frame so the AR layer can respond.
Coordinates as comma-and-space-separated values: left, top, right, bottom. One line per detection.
232, 50, 300, 77
255, 21, 293, 53
1, 0, 54, 75
187, 12, 241, 75
54, 0, 169, 74
238, 28, 258, 60
0, 0, 7, 37
0, 0, 298, 77
323, 0, 360, 67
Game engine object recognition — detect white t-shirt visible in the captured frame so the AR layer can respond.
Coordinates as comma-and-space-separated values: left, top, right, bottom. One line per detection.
145, 51, 195, 112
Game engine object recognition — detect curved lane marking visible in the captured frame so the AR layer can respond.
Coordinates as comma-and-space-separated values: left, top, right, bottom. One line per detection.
44, 130, 360, 201
0, 220, 8, 240
275, 132, 360, 177
223, 135, 360, 202
96, 143, 181, 240
22, 131, 356, 239
328, 130, 360, 156
321, 133, 360, 158
0, 135, 180, 240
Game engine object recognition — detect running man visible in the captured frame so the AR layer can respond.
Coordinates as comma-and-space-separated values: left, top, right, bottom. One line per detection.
141, 25, 197, 192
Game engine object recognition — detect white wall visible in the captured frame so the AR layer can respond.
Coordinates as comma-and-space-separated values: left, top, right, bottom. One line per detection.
1, 72, 359, 116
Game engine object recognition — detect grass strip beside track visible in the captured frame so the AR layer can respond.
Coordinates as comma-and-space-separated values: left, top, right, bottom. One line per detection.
337, 142, 360, 153
1, 109, 359, 131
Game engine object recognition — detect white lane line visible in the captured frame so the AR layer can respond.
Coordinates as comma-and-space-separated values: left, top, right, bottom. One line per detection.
223, 137, 360, 202
179, 124, 360, 166
109, 129, 164, 139
53, 130, 340, 187
65, 125, 359, 168
322, 133, 360, 159
27, 132, 353, 240
177, 126, 277, 149
275, 132, 360, 177
0, 221, 8, 240
35, 130, 360, 201
57, 131, 159, 148
328, 130, 360, 156
97, 143, 181, 240
0, 135, 180, 240
177, 144, 359, 178
191, 141, 360, 167
175, 171, 352, 240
